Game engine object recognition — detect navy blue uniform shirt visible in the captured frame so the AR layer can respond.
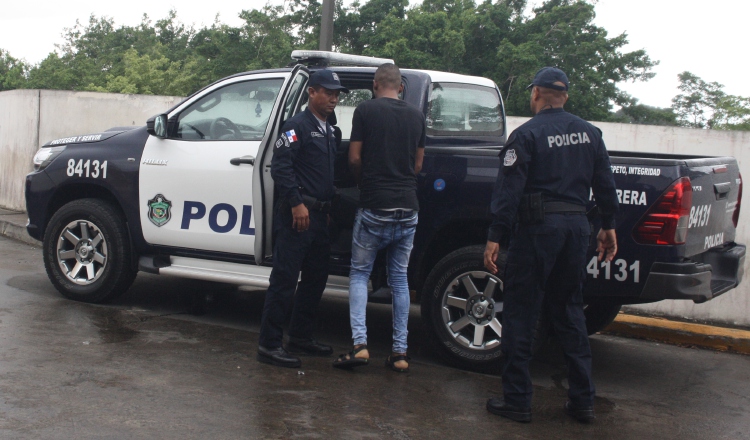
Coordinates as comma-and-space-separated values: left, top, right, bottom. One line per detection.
488, 107, 619, 246
271, 108, 337, 207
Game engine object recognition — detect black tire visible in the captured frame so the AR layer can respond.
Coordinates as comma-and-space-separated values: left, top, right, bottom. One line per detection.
43, 198, 137, 303
421, 245, 506, 373
583, 299, 622, 335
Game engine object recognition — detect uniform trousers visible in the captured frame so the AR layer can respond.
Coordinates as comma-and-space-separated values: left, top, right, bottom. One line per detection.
501, 213, 595, 408
258, 208, 330, 349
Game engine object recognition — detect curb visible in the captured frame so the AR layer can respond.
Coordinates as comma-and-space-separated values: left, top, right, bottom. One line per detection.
604, 313, 750, 355
0, 215, 40, 247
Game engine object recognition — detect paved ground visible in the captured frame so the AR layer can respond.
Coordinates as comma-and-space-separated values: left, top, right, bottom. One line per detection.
1, 235, 750, 439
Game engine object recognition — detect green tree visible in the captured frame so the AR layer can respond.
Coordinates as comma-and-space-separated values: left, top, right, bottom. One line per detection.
27, 53, 79, 90
613, 98, 677, 126
672, 71, 750, 130
332, 0, 656, 121
0, 49, 29, 91
9, 0, 659, 122
491, 0, 656, 120
85, 47, 195, 95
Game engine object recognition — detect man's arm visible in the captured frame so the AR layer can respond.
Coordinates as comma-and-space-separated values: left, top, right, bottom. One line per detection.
415, 147, 425, 175
591, 136, 619, 230
348, 140, 363, 184
596, 228, 617, 262
484, 133, 530, 274
486, 134, 530, 246
484, 241, 500, 274
415, 115, 426, 175
271, 123, 308, 231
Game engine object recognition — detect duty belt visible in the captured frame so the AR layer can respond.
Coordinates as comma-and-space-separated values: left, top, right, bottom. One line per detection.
301, 194, 331, 213
543, 201, 586, 214
367, 209, 415, 219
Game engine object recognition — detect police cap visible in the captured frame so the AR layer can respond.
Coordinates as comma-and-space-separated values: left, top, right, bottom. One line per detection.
526, 67, 569, 91
309, 69, 350, 93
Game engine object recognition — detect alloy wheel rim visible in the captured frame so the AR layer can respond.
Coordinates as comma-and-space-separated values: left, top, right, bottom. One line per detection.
440, 270, 503, 350
56, 219, 108, 285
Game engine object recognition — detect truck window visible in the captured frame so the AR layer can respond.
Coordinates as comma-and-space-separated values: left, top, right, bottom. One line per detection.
175, 78, 285, 141
336, 89, 373, 139
426, 82, 503, 137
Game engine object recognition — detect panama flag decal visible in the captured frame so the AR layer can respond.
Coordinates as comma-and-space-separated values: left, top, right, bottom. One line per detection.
285, 130, 298, 142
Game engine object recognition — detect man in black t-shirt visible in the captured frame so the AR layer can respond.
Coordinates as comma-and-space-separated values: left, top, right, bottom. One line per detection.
332, 64, 426, 373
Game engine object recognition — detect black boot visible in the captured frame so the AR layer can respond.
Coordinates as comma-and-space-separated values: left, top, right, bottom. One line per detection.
287, 337, 333, 356
486, 397, 532, 423
257, 346, 301, 368
565, 400, 595, 423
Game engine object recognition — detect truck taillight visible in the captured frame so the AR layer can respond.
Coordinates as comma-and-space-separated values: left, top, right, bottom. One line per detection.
632, 177, 692, 245
733, 173, 742, 228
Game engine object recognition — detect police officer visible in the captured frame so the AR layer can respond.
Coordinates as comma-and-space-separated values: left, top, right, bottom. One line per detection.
257, 70, 349, 368
483, 67, 619, 423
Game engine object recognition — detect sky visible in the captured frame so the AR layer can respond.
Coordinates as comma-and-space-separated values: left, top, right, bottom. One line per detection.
0, 0, 746, 109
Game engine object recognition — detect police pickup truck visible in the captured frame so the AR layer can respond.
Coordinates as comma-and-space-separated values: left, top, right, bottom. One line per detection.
26, 51, 745, 371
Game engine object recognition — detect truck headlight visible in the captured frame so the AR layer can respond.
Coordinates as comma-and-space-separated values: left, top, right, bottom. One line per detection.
32, 146, 66, 171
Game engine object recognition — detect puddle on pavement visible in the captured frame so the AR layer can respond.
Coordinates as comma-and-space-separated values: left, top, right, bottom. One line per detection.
7, 275, 60, 298
90, 309, 140, 344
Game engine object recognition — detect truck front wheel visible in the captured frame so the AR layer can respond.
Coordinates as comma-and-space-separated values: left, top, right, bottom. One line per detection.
43, 199, 137, 303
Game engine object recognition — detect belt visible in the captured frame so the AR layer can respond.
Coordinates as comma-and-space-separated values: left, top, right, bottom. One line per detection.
544, 201, 586, 214
367, 209, 415, 219
301, 194, 331, 213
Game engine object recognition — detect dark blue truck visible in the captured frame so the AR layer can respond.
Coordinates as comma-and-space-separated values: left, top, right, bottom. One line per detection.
26, 51, 745, 371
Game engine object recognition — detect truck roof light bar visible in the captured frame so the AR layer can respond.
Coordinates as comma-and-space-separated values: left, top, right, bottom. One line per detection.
290, 50, 394, 67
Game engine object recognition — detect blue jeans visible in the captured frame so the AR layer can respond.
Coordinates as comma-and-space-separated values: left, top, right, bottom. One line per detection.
349, 208, 417, 353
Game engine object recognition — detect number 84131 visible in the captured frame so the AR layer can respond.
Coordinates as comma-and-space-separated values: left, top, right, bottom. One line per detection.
66, 159, 108, 179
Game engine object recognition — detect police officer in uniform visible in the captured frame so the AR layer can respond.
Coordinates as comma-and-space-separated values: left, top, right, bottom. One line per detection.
257, 70, 349, 368
483, 67, 619, 422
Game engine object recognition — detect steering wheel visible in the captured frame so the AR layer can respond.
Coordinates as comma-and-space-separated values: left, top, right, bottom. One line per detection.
209, 117, 241, 140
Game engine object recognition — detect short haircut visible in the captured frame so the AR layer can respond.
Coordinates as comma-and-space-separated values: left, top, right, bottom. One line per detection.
536, 85, 568, 105
374, 63, 402, 91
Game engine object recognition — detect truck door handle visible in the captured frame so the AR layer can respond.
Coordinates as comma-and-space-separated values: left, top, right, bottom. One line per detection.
714, 182, 731, 199
230, 155, 255, 166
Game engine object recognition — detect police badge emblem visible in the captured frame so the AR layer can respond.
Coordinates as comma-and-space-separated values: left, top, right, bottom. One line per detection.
503, 149, 517, 166
147, 194, 172, 227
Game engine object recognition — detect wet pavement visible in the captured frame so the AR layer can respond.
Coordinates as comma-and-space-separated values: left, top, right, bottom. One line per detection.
0, 235, 749, 439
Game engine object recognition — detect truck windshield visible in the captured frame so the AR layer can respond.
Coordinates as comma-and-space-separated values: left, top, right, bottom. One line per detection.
426, 82, 504, 137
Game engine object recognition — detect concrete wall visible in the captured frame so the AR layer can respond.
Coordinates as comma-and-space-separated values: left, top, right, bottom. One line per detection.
0, 90, 40, 212
0, 90, 183, 211
511, 116, 750, 327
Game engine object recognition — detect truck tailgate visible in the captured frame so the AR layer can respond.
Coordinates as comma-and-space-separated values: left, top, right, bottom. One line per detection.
585, 153, 744, 303
683, 157, 742, 256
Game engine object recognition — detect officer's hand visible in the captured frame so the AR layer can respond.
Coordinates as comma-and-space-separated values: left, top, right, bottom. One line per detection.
484, 241, 500, 274
291, 203, 310, 232
596, 228, 618, 262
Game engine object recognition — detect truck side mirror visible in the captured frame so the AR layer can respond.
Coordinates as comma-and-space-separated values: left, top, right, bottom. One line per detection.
147, 114, 169, 138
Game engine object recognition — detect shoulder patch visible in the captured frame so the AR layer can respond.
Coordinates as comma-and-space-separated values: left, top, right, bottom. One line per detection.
275, 138, 284, 148
503, 149, 517, 166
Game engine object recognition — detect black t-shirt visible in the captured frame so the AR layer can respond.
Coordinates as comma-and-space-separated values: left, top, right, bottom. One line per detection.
350, 98, 426, 210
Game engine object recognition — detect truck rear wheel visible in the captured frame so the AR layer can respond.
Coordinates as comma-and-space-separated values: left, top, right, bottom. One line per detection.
421, 245, 506, 373
43, 199, 136, 303
583, 299, 622, 335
